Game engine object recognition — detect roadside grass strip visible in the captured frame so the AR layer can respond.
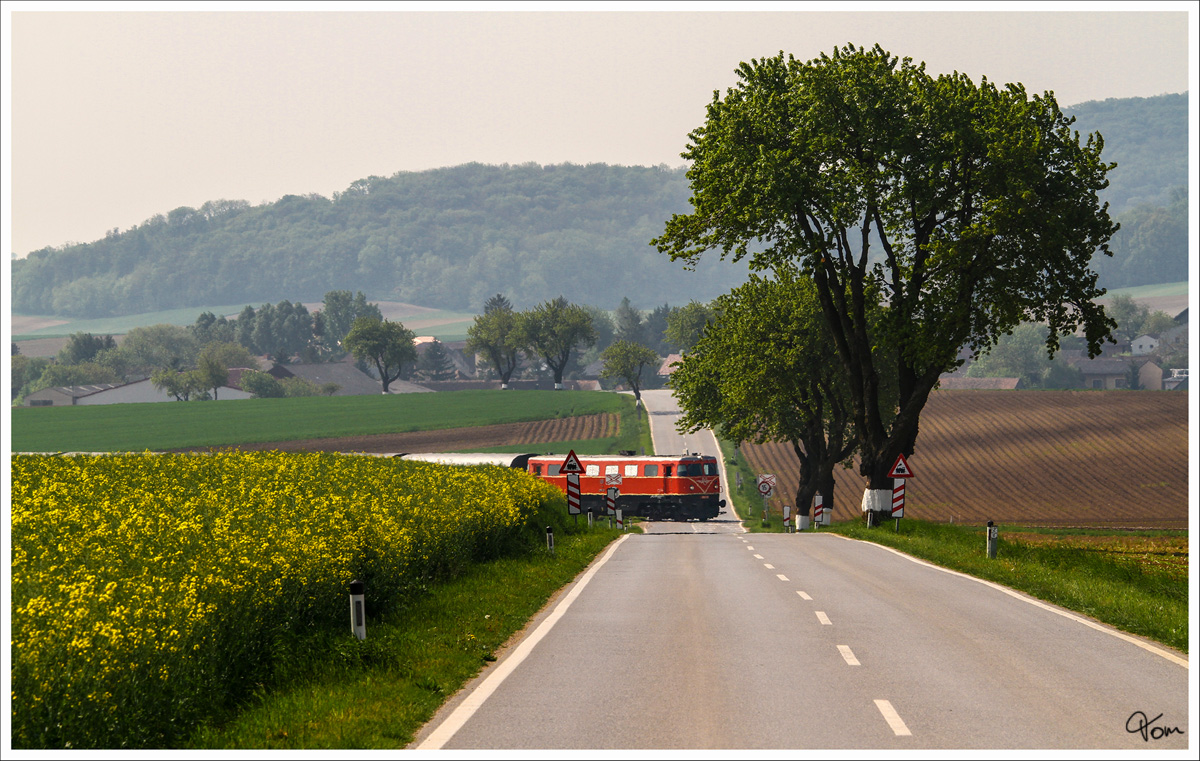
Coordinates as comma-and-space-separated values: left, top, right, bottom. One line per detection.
827, 520, 1188, 660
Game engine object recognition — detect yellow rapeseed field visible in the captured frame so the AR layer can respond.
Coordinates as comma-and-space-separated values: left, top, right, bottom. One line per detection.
10, 451, 562, 749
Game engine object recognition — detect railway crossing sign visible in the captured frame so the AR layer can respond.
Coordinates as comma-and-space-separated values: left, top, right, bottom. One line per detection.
756, 474, 776, 498
566, 473, 581, 515
887, 453, 914, 479
605, 473, 623, 486
561, 450, 584, 475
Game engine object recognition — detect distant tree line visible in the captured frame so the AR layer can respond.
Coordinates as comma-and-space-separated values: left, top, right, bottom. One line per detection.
12, 288, 717, 403
11, 163, 749, 319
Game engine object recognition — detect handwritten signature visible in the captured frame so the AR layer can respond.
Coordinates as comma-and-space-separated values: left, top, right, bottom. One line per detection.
1126, 711, 1184, 742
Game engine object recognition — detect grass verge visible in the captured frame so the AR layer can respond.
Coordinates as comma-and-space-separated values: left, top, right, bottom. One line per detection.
717, 438, 789, 532
185, 528, 625, 749
825, 518, 1188, 654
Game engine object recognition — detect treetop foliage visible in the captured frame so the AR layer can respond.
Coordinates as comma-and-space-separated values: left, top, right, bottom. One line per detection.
655, 43, 1119, 486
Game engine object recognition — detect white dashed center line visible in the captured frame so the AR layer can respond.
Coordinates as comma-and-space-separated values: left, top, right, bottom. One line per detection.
815, 611, 832, 625
764, 563, 775, 569
837, 645, 860, 666
753, 554, 763, 559
776, 574, 789, 582
796, 591, 812, 601
874, 699, 912, 736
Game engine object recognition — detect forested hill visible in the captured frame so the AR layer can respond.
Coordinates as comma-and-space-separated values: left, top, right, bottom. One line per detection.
1064, 92, 1187, 215
12, 163, 750, 319
11, 94, 1188, 320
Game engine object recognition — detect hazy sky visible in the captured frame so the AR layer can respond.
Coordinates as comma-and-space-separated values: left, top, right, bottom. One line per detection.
3, 3, 1196, 258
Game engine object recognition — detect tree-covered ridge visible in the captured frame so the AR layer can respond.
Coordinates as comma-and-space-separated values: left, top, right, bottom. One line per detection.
1064, 92, 1187, 215
10, 94, 1187, 318
11, 163, 749, 319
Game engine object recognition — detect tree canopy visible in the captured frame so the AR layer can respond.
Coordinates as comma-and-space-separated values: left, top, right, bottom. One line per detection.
670, 270, 877, 514
654, 44, 1118, 494
515, 297, 597, 388
342, 317, 418, 393
600, 340, 661, 405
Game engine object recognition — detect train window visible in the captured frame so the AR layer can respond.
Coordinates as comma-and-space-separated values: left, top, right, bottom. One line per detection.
586, 465, 600, 476
704, 463, 717, 475
605, 465, 619, 476
531, 464, 542, 476
644, 464, 659, 477
663, 465, 672, 477
681, 463, 704, 476
548, 464, 561, 476
625, 464, 638, 477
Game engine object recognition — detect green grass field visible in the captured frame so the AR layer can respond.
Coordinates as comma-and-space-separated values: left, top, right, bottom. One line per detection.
1100, 281, 1188, 300
11, 390, 628, 452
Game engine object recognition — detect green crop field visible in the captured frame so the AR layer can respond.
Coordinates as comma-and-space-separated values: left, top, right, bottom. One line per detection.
11, 390, 627, 453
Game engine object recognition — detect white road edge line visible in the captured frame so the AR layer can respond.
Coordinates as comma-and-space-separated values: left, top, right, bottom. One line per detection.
416, 533, 632, 749
837, 644, 860, 665
797, 591, 813, 601
874, 699, 912, 736
816, 611, 832, 625
827, 533, 1188, 669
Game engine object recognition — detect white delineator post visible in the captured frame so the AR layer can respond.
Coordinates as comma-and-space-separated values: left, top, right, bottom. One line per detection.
349, 579, 366, 640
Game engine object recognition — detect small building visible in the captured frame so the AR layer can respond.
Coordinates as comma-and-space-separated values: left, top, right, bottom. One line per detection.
1163, 368, 1189, 391
1130, 335, 1160, 356
658, 354, 683, 379
1074, 358, 1132, 390
22, 383, 125, 406
937, 377, 1024, 390
23, 378, 252, 406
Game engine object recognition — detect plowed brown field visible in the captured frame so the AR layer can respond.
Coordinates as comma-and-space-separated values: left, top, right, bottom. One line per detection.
179, 412, 619, 455
739, 390, 1189, 529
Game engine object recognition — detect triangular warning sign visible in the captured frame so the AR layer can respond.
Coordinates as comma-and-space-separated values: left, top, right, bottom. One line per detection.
561, 450, 584, 474
887, 453, 914, 479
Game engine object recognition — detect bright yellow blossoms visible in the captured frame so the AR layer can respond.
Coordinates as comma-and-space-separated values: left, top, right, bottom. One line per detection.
10, 451, 562, 749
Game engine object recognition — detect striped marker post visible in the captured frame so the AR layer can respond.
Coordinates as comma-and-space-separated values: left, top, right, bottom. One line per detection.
814, 494, 825, 526
891, 478, 905, 518
566, 473, 581, 516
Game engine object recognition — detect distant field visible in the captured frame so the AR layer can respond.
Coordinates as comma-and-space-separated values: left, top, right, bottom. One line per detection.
1096, 280, 1188, 317
10, 390, 624, 453
740, 389, 1189, 529
11, 301, 477, 342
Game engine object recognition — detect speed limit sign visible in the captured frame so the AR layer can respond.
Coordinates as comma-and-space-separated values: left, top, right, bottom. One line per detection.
756, 474, 776, 498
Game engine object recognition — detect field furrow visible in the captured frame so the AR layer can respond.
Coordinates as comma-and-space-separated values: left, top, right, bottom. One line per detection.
740, 390, 1187, 528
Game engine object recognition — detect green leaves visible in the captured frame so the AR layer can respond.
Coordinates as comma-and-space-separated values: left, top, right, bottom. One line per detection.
657, 43, 1118, 484
342, 317, 418, 393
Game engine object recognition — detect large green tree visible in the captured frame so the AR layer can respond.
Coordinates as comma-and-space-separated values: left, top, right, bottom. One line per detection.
600, 340, 661, 406
516, 297, 597, 389
466, 300, 523, 388
671, 271, 875, 517
654, 45, 1117, 507
343, 317, 418, 393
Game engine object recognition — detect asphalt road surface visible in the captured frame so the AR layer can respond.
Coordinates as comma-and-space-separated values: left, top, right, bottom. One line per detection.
410, 389, 1190, 750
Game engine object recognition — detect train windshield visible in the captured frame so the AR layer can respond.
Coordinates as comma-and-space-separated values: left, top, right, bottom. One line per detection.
680, 462, 719, 476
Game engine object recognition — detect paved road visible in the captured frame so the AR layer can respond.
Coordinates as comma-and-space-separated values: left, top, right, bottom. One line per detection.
637, 388, 742, 536
409, 389, 1190, 750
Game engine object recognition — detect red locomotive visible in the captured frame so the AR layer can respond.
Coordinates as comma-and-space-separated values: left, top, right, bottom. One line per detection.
395, 451, 726, 521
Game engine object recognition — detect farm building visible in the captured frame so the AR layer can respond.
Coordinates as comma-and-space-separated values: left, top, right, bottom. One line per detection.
1072, 358, 1131, 389
1130, 335, 1160, 355
937, 377, 1023, 390
23, 378, 252, 406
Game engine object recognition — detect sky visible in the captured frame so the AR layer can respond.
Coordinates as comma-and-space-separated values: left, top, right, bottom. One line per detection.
2, 2, 1196, 259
